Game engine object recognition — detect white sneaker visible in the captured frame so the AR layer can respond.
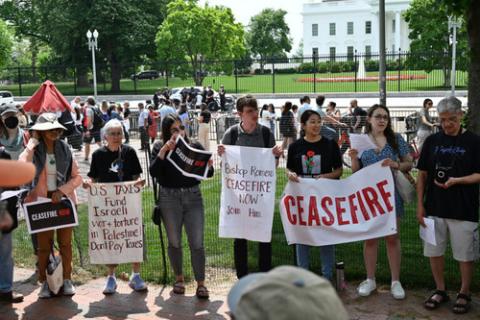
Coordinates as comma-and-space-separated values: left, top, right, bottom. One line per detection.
38, 282, 51, 299
391, 281, 406, 300
63, 279, 76, 296
357, 278, 376, 297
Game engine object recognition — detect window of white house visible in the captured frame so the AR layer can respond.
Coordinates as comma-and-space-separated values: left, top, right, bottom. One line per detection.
365, 45, 371, 60
329, 47, 336, 61
312, 24, 318, 36
365, 21, 372, 34
347, 22, 354, 35
347, 46, 354, 61
329, 23, 336, 36
312, 47, 319, 57
392, 19, 396, 33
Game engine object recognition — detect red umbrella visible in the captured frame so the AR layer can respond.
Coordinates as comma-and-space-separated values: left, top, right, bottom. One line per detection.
22, 80, 72, 114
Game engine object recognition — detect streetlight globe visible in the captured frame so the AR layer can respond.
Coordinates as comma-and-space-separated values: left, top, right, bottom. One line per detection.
86, 30, 92, 39
93, 29, 99, 39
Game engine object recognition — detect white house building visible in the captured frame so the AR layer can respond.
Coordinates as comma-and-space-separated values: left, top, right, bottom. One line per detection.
302, 0, 412, 58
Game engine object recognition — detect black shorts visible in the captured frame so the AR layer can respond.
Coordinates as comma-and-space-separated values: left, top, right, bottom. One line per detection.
83, 130, 101, 143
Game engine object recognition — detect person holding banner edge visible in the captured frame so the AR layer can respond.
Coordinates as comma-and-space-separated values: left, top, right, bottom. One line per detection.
19, 113, 82, 299
84, 119, 147, 294
218, 95, 283, 279
149, 113, 214, 299
348, 104, 412, 300
286, 109, 343, 281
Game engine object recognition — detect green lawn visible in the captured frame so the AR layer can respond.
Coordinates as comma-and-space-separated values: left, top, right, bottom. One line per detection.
1, 69, 468, 96
12, 168, 470, 289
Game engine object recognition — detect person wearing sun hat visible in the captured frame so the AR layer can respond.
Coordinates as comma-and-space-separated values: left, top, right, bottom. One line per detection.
227, 265, 349, 320
19, 113, 82, 299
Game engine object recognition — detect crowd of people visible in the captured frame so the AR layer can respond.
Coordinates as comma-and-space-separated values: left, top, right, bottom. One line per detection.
0, 92, 478, 317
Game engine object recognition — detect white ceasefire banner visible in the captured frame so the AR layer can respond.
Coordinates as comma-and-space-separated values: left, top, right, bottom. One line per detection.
87, 182, 144, 264
280, 161, 397, 246
219, 145, 276, 242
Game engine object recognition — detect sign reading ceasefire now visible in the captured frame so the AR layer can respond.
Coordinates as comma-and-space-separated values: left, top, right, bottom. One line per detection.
280, 161, 397, 246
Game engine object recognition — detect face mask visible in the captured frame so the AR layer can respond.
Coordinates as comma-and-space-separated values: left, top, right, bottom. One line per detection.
4, 116, 19, 129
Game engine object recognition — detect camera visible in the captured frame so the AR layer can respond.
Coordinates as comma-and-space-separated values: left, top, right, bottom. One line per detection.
435, 166, 450, 184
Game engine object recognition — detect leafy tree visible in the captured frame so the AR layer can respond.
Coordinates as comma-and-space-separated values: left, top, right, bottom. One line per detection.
156, 0, 245, 85
1, 0, 170, 92
246, 8, 292, 71
436, 0, 480, 134
404, 0, 468, 86
0, 19, 13, 68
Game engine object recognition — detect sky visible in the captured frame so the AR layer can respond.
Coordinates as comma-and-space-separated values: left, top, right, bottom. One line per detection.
198, 0, 303, 52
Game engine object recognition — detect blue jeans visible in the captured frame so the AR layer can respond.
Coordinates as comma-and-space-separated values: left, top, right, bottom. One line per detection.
296, 244, 335, 280
0, 232, 14, 293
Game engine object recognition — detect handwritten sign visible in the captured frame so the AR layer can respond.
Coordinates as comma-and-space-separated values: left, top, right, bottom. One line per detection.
87, 182, 143, 264
23, 198, 78, 234
167, 135, 212, 180
219, 145, 276, 242
280, 161, 397, 246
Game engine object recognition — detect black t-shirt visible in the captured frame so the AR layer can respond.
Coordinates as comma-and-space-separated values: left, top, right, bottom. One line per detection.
353, 107, 367, 126
417, 130, 480, 222
200, 110, 211, 124
124, 108, 131, 119
88, 145, 142, 182
287, 137, 342, 177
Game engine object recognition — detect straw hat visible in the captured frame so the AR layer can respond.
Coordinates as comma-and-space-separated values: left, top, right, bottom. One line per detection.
30, 113, 66, 131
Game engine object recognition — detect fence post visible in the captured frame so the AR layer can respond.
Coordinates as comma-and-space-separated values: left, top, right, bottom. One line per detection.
272, 58, 275, 94
234, 60, 238, 94
313, 54, 317, 93
17, 66, 22, 97
398, 49, 401, 92
354, 50, 358, 93
73, 67, 77, 95
133, 64, 137, 94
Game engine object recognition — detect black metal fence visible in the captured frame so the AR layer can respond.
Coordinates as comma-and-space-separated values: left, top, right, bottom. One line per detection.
0, 51, 468, 96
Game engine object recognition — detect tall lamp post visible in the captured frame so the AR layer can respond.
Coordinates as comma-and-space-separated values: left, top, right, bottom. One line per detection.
448, 16, 460, 96
86, 29, 99, 100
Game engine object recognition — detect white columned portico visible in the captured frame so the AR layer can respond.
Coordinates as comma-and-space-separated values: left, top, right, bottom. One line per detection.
395, 11, 401, 52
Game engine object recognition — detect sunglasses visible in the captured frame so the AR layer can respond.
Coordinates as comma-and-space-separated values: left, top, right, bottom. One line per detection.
108, 131, 123, 136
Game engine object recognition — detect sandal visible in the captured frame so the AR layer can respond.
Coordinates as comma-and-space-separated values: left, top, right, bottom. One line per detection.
196, 285, 209, 299
173, 281, 185, 295
424, 290, 450, 310
452, 293, 471, 314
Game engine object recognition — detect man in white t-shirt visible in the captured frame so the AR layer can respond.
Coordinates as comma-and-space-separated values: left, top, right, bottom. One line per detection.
137, 103, 149, 150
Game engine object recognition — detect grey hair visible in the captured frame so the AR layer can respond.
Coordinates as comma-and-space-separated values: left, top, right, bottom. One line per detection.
437, 96, 462, 113
102, 119, 124, 140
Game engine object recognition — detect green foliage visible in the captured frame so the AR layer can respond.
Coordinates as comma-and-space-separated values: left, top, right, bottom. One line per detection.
404, 0, 469, 74
246, 8, 292, 63
156, 0, 245, 85
0, 20, 12, 68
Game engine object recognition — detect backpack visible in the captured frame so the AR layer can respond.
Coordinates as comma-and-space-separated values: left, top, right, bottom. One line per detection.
147, 113, 153, 126
90, 106, 106, 130
229, 124, 271, 147
279, 112, 293, 135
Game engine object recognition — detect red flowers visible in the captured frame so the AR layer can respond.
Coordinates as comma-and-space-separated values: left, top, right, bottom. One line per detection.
306, 150, 315, 158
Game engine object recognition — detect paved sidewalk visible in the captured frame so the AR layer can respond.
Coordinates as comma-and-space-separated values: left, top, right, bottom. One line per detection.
2, 268, 479, 320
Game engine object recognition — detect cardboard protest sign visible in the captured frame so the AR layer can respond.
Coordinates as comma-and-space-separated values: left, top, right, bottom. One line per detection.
219, 145, 276, 242
87, 182, 143, 264
280, 161, 397, 246
167, 135, 212, 180
23, 198, 78, 234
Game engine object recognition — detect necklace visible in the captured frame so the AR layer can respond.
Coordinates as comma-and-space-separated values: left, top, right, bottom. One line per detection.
47, 154, 56, 165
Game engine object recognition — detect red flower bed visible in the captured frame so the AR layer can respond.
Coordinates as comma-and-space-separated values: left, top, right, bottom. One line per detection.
296, 74, 427, 83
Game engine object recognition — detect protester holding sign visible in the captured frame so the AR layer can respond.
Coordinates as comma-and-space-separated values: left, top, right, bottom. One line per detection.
286, 109, 342, 281
218, 95, 283, 279
348, 105, 412, 300
150, 113, 213, 299
416, 97, 480, 314
84, 119, 147, 294
19, 113, 82, 299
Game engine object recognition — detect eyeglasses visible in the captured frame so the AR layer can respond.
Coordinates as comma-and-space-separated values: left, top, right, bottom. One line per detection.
170, 125, 185, 134
373, 114, 389, 121
108, 131, 123, 136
